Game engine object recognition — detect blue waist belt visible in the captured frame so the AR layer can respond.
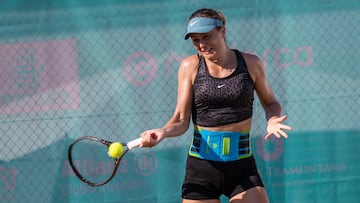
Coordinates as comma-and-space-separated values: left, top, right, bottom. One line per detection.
189, 128, 251, 162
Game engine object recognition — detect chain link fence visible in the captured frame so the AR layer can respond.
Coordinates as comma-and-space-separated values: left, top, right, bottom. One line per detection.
0, 1, 360, 202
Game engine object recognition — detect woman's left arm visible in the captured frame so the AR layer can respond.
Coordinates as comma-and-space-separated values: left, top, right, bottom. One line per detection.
245, 53, 293, 139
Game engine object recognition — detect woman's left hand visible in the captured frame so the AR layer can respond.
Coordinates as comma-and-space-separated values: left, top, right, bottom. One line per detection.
265, 115, 293, 139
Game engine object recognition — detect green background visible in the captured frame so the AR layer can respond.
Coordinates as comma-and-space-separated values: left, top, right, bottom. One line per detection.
0, 0, 359, 202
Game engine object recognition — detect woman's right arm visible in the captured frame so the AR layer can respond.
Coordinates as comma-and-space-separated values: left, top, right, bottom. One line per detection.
140, 55, 198, 147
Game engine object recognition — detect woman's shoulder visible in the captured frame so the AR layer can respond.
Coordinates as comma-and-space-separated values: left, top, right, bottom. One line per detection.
179, 54, 200, 72
178, 54, 200, 83
239, 51, 262, 64
239, 51, 265, 82
181, 54, 200, 67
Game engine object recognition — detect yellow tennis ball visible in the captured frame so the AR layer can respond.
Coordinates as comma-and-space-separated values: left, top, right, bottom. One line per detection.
108, 142, 123, 158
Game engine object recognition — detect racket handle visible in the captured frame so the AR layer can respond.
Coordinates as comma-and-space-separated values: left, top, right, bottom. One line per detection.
127, 137, 142, 150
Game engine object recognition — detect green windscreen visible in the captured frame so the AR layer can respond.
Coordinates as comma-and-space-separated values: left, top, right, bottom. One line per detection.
0, 1, 359, 202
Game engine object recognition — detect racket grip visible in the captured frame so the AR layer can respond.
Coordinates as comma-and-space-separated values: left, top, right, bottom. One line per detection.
127, 137, 142, 150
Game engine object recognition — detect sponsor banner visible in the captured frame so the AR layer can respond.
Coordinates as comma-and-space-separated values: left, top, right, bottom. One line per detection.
0, 39, 80, 114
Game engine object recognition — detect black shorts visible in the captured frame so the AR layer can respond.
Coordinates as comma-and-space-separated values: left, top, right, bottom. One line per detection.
181, 155, 264, 200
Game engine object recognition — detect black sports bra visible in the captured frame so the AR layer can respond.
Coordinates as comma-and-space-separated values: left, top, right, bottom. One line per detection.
191, 50, 254, 127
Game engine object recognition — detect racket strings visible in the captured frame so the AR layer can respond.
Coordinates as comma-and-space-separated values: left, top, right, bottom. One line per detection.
69, 138, 117, 185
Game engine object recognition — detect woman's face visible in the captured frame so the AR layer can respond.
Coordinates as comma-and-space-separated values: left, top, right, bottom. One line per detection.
190, 27, 225, 61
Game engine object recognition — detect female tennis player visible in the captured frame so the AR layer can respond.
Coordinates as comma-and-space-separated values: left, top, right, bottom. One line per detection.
140, 8, 292, 203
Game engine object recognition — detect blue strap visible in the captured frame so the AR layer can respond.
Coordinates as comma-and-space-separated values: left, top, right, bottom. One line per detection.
189, 128, 251, 162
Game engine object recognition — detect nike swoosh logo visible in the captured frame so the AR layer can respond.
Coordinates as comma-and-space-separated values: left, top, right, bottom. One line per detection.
217, 84, 226, 88
190, 20, 199, 27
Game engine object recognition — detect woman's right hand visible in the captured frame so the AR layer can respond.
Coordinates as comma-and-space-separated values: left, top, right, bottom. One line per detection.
139, 129, 164, 148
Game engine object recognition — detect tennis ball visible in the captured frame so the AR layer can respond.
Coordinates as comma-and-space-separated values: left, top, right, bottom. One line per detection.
108, 142, 123, 158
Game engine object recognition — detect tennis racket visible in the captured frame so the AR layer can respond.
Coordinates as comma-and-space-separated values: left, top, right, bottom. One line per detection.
68, 135, 147, 187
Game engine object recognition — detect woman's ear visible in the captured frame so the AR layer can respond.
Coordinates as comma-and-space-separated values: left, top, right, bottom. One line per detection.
221, 27, 226, 37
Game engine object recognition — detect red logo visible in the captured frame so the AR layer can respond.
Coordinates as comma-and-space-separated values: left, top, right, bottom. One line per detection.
256, 136, 284, 161
0, 166, 17, 191
0, 39, 80, 114
133, 151, 158, 176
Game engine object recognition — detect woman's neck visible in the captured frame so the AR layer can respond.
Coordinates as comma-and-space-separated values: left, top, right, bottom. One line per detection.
210, 48, 236, 69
